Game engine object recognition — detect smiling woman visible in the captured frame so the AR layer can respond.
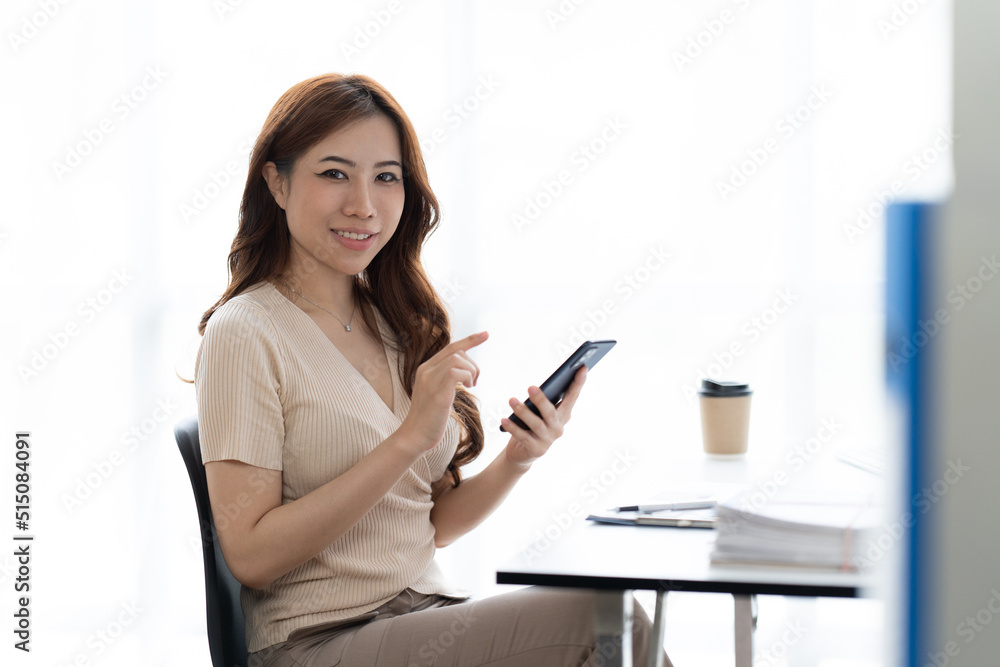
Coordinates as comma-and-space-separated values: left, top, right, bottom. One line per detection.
192, 73, 671, 666
261, 114, 406, 292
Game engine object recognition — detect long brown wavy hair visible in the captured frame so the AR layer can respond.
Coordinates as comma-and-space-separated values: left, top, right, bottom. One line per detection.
198, 73, 482, 486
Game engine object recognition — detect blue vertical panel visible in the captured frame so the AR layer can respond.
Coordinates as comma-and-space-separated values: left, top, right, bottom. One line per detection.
885, 201, 939, 667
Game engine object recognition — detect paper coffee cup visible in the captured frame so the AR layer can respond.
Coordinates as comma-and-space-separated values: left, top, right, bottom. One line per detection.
698, 379, 752, 457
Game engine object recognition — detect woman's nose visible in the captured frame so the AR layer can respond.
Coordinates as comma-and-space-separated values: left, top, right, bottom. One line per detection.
343, 181, 376, 218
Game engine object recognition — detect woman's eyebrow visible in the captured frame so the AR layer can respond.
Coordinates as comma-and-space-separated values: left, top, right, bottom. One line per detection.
318, 155, 402, 169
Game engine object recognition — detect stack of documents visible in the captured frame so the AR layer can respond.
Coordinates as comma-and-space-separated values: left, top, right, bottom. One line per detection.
711, 490, 882, 570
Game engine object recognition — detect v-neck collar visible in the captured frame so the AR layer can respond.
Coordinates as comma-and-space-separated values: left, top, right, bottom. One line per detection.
265, 281, 401, 418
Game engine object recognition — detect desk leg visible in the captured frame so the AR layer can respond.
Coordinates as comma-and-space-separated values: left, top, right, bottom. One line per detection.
647, 590, 668, 667
733, 593, 758, 667
594, 589, 633, 667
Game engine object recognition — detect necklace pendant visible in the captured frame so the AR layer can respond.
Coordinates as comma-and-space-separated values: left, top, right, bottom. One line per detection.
345, 325, 351, 332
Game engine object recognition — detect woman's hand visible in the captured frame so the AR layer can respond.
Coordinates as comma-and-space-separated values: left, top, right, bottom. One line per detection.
501, 366, 587, 470
400, 331, 489, 453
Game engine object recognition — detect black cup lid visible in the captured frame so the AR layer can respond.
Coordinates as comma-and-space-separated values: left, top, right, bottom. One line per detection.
698, 379, 752, 397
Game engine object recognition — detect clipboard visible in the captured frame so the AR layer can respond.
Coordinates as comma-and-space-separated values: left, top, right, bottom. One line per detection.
586, 507, 716, 529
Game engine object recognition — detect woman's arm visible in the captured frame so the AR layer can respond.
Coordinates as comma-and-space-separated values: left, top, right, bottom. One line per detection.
206, 331, 489, 590
207, 429, 424, 590
430, 366, 587, 546
428, 447, 529, 548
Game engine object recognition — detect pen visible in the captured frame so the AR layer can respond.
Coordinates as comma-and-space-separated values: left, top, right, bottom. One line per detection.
613, 500, 717, 513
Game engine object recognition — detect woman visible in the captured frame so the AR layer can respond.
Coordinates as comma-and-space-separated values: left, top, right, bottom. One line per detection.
195, 73, 667, 666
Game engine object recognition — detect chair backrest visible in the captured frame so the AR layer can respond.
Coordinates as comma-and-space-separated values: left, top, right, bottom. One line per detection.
174, 415, 249, 667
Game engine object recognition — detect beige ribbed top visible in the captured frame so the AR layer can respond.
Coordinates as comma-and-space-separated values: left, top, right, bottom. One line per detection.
194, 281, 463, 653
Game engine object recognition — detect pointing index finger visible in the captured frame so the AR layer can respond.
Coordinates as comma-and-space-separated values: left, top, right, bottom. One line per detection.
450, 330, 489, 353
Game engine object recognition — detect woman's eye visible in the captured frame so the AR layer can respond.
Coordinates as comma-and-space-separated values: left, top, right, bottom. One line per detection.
319, 169, 347, 179
377, 172, 401, 183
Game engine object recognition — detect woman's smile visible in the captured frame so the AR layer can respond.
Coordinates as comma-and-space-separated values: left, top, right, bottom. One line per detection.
331, 227, 379, 250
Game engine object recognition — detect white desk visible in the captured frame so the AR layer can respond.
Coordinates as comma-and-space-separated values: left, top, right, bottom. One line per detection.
497, 455, 882, 666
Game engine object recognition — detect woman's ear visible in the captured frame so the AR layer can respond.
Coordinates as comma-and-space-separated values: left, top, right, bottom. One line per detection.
261, 162, 288, 210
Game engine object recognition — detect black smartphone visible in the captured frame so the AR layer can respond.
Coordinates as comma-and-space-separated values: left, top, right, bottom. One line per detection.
500, 340, 616, 432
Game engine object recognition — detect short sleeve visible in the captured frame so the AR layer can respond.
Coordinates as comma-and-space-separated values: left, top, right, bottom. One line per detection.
195, 299, 285, 470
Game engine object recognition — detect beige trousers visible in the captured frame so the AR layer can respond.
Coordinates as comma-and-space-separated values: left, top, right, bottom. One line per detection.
250, 587, 672, 667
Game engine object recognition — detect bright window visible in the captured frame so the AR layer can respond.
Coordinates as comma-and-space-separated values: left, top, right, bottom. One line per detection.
3, 1, 948, 664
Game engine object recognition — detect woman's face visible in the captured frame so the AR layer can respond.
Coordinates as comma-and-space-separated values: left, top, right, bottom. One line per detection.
265, 113, 406, 282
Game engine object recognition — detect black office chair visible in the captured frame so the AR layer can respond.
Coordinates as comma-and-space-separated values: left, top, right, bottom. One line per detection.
174, 415, 249, 667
